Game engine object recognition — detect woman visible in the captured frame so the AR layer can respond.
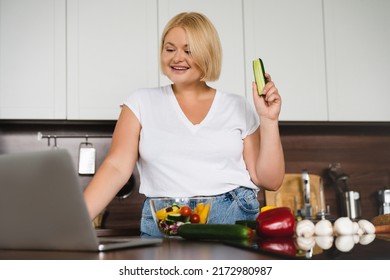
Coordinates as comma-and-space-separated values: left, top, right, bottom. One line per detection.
83, 12, 284, 237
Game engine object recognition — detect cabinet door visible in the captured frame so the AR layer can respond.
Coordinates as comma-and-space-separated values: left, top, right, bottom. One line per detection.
67, 0, 158, 120
324, 0, 390, 121
0, 0, 66, 119
158, 0, 246, 97
244, 0, 328, 121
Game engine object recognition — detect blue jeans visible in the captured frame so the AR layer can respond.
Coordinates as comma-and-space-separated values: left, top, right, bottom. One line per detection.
140, 187, 260, 237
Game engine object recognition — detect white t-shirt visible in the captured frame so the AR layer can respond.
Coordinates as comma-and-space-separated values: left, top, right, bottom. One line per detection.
123, 85, 260, 197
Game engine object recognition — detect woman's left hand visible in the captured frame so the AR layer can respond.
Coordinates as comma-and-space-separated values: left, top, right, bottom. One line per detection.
252, 73, 282, 121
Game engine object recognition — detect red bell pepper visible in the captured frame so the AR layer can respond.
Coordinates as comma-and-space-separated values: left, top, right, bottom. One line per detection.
257, 237, 297, 256
256, 207, 295, 237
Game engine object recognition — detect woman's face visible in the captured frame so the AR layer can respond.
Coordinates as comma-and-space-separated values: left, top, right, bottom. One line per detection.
161, 27, 203, 85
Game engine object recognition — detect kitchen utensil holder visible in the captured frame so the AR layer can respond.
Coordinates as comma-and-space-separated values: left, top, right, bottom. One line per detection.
37, 132, 111, 148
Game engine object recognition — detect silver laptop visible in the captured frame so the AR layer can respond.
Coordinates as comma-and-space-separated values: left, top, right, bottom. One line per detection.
0, 149, 162, 251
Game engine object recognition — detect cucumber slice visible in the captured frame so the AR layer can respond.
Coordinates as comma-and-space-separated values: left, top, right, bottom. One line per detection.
164, 219, 175, 225
167, 213, 184, 222
171, 203, 180, 210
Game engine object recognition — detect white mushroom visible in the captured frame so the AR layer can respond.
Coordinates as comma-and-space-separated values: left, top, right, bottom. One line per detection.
352, 222, 359, 235
359, 234, 376, 245
296, 237, 316, 251
333, 217, 354, 235
358, 219, 376, 235
335, 235, 355, 252
295, 219, 315, 237
315, 235, 334, 250
314, 219, 333, 236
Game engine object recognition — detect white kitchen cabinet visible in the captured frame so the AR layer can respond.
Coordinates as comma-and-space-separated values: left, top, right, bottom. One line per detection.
0, 0, 66, 119
66, 0, 158, 120
243, 0, 328, 121
324, 0, 390, 121
158, 0, 246, 97
2, 0, 389, 122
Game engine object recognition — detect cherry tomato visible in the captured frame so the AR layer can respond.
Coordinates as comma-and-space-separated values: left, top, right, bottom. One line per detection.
190, 213, 200, 223
180, 206, 192, 217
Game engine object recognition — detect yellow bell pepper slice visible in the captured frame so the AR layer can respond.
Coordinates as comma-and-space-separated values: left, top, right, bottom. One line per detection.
199, 203, 210, 224
260, 205, 277, 213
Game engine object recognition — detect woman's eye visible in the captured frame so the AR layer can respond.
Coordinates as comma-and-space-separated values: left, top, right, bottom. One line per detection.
165, 48, 175, 52
185, 50, 191, 55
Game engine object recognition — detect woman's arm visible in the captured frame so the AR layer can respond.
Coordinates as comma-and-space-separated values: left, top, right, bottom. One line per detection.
83, 105, 141, 219
244, 74, 285, 191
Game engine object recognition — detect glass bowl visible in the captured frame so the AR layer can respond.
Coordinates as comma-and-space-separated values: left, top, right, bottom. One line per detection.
149, 197, 213, 237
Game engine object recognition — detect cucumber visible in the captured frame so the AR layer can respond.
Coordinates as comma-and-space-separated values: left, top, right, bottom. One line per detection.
177, 224, 254, 240
253, 58, 266, 95
235, 220, 257, 229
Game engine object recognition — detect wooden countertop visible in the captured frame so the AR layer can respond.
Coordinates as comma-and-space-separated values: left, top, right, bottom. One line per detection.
1, 234, 390, 260
0, 238, 279, 260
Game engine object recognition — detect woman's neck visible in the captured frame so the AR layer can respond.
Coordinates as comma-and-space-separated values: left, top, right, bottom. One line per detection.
172, 82, 214, 100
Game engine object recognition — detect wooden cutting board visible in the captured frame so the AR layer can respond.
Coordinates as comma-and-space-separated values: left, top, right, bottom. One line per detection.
264, 173, 324, 218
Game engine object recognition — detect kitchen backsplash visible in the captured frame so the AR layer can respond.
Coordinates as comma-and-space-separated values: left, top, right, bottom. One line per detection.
1, 120, 390, 232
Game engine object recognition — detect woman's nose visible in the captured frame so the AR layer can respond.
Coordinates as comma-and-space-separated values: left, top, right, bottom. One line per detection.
173, 50, 185, 63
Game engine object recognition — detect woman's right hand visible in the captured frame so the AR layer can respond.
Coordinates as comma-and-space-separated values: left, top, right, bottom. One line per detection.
252, 73, 282, 122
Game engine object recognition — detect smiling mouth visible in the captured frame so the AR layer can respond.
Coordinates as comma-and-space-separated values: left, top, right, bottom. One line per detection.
171, 66, 189, 71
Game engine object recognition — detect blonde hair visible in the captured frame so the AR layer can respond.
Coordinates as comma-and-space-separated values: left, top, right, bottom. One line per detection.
160, 12, 222, 81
